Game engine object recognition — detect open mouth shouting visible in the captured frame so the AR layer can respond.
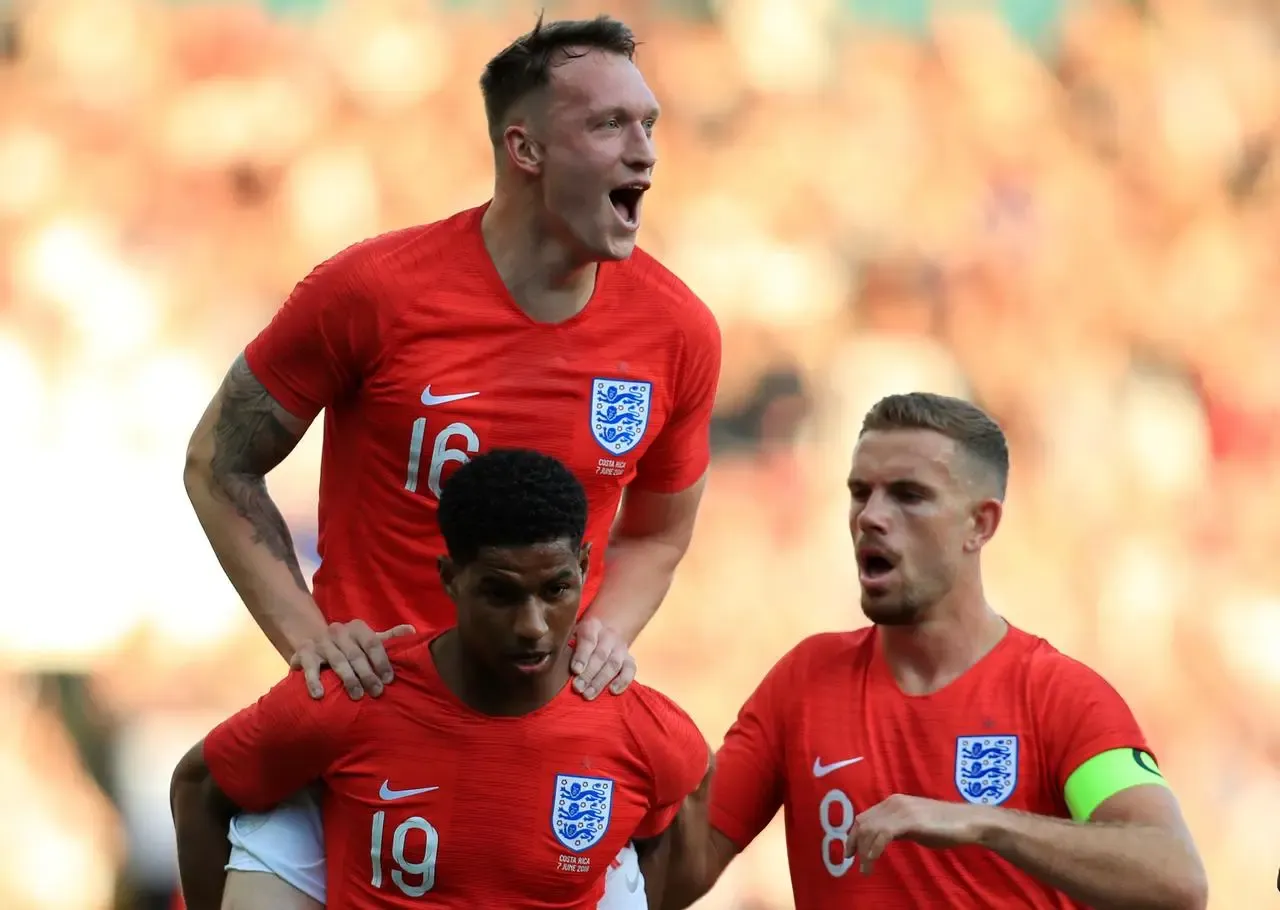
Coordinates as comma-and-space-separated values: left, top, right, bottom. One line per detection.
608, 180, 649, 230
856, 543, 900, 592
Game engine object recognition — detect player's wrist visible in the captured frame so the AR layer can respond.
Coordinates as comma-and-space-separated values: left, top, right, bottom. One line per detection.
280, 610, 329, 656
967, 804, 1012, 852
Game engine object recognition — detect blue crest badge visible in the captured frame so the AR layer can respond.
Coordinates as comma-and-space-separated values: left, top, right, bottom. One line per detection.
590, 379, 652, 455
551, 773, 614, 852
954, 735, 1019, 805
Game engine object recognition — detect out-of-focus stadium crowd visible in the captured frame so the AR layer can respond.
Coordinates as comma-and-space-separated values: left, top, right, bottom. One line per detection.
2, 0, 1279, 907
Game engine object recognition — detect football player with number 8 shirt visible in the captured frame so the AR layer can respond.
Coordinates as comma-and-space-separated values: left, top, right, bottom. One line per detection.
172, 450, 712, 910
178, 15, 718, 910
658, 394, 1207, 910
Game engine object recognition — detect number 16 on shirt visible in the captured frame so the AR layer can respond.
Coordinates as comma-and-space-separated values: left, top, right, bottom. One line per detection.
405, 419, 480, 499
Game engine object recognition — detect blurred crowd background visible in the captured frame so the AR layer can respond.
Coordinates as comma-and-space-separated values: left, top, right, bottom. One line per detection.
3, 0, 1279, 907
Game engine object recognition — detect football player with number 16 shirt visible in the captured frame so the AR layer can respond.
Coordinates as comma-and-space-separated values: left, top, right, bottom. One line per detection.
659, 394, 1208, 910
179, 15, 719, 910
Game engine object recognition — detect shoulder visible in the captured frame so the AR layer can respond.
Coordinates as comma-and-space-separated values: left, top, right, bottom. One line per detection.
619, 681, 699, 730
240, 666, 368, 737
617, 683, 709, 786
777, 629, 874, 681
617, 248, 720, 345
375, 634, 446, 700
1008, 627, 1122, 695
617, 683, 706, 761
995, 628, 1150, 779
323, 207, 485, 290
331, 634, 439, 714
381, 632, 436, 667
996, 626, 1139, 740
737, 630, 872, 717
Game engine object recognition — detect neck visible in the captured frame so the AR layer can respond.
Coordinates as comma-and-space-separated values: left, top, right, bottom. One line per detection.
877, 577, 1007, 696
430, 629, 571, 717
482, 193, 599, 324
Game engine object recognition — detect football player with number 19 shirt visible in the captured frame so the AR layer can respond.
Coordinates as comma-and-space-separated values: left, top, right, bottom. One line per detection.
173, 451, 710, 910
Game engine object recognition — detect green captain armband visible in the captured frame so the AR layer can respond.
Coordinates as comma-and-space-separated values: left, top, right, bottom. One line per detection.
1063, 748, 1169, 821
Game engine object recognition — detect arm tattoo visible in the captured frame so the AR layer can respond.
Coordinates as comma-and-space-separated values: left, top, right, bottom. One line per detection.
207, 354, 310, 591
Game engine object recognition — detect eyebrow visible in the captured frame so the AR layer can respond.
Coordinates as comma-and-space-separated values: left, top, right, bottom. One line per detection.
596, 105, 661, 121
847, 478, 934, 494
480, 566, 576, 585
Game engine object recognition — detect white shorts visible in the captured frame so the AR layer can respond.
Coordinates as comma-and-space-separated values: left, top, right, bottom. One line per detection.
226, 787, 647, 908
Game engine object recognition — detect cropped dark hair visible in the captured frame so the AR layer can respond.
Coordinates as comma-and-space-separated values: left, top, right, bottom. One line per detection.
479, 14, 637, 145
437, 449, 588, 565
861, 392, 1010, 499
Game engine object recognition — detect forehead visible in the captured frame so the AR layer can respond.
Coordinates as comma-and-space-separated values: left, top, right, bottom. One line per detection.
470, 540, 579, 581
545, 49, 657, 116
849, 429, 959, 486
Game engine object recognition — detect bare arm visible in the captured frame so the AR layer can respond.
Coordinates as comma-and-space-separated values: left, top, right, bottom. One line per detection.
170, 742, 240, 910
585, 476, 706, 644
650, 758, 739, 910
976, 786, 1207, 910
184, 354, 323, 659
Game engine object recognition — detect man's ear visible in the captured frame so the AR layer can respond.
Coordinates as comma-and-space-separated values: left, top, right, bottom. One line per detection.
503, 122, 544, 176
963, 499, 1003, 553
438, 555, 457, 593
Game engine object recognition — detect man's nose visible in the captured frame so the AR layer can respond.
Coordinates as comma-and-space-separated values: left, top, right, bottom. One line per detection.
625, 125, 656, 173
856, 490, 891, 534
512, 600, 550, 641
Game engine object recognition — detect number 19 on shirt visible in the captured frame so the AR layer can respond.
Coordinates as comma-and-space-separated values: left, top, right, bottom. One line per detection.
371, 810, 440, 897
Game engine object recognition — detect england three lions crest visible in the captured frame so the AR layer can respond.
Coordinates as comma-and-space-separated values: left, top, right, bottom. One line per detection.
954, 735, 1019, 806
590, 379, 652, 455
552, 774, 614, 852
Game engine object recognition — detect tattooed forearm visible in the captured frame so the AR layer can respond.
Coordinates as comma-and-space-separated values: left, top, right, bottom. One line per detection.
206, 355, 309, 590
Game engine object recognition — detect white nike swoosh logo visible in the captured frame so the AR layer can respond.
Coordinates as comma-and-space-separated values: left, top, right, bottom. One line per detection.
420, 386, 479, 406
624, 868, 642, 892
379, 781, 440, 801
812, 756, 864, 778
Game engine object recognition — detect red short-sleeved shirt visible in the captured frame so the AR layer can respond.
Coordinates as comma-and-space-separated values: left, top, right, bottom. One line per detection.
710, 625, 1152, 909
244, 205, 721, 630
204, 635, 709, 909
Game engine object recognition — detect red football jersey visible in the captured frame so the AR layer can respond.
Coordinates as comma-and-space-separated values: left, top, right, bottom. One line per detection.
204, 635, 709, 909
709, 625, 1152, 909
243, 205, 721, 631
